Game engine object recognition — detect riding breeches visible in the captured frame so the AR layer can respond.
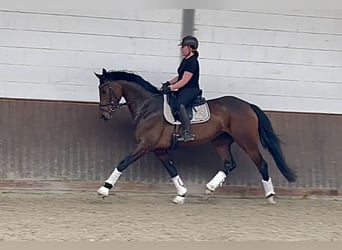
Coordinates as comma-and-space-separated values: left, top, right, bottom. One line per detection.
174, 88, 201, 110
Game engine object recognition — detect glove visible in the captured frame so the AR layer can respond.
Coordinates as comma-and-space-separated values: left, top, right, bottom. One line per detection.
161, 81, 170, 89
159, 85, 172, 95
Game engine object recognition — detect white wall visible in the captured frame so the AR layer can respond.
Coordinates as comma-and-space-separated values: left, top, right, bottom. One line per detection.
0, 7, 342, 114
196, 9, 342, 114
0, 9, 182, 101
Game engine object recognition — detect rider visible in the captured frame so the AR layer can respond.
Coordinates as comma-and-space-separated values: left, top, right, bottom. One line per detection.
160, 35, 201, 142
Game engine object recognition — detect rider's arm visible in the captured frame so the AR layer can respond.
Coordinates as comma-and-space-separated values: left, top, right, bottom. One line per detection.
168, 76, 179, 85
170, 71, 193, 91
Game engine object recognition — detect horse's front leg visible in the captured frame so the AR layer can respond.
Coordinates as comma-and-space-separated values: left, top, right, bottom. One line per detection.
97, 146, 147, 198
154, 149, 187, 204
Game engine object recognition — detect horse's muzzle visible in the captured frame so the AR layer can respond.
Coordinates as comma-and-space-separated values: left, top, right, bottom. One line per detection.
100, 112, 110, 121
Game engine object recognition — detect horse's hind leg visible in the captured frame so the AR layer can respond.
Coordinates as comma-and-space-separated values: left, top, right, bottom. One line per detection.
154, 149, 187, 204
206, 133, 237, 194
247, 150, 276, 204
234, 136, 276, 204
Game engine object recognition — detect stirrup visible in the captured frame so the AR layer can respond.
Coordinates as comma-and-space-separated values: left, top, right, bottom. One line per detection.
178, 131, 195, 142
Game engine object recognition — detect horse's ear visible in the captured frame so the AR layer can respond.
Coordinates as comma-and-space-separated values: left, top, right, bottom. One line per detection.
94, 72, 102, 79
102, 68, 108, 75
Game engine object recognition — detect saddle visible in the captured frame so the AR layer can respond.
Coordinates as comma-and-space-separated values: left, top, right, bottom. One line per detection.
163, 92, 210, 125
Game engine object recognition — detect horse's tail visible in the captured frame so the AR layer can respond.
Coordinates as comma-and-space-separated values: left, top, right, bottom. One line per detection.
251, 104, 297, 182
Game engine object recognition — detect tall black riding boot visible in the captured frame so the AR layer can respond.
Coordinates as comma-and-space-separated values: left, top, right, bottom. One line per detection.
178, 104, 195, 142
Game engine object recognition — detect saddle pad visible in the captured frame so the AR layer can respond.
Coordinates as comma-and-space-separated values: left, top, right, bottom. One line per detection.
163, 95, 210, 125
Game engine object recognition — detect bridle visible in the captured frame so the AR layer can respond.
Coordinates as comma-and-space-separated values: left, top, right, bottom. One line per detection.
99, 82, 127, 112
99, 81, 164, 113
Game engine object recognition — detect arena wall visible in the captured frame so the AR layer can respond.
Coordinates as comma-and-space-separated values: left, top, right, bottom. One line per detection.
0, 99, 340, 195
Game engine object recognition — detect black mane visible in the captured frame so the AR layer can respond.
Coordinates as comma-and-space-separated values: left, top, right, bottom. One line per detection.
103, 71, 160, 94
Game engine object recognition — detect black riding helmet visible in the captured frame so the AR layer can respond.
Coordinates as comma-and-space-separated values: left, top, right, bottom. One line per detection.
179, 35, 199, 49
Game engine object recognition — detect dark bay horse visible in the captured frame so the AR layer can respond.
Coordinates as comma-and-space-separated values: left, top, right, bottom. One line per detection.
95, 68, 296, 204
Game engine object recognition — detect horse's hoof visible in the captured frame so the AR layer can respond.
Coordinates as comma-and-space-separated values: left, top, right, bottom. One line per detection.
97, 186, 109, 197
172, 195, 186, 204
267, 195, 276, 204
205, 183, 216, 194
205, 187, 214, 195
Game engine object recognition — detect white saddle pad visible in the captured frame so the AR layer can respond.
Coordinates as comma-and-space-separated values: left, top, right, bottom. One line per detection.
163, 95, 210, 125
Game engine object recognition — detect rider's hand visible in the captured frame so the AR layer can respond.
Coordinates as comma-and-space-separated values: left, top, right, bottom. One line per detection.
159, 85, 172, 95
161, 81, 170, 89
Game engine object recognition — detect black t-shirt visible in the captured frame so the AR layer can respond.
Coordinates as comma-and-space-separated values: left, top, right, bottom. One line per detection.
177, 55, 200, 89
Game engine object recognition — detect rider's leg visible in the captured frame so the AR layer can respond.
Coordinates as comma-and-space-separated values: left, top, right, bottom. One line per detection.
178, 104, 195, 142
175, 89, 200, 142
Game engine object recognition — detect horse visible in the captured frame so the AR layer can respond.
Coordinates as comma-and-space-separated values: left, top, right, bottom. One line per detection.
95, 68, 297, 204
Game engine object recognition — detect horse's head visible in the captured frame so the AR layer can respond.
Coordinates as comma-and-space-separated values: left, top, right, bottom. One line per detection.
95, 68, 123, 121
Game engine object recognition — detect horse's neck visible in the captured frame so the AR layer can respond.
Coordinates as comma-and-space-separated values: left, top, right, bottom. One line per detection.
120, 81, 152, 102
120, 81, 154, 117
